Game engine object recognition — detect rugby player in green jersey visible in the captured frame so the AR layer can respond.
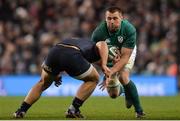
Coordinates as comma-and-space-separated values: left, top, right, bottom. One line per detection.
91, 6, 145, 118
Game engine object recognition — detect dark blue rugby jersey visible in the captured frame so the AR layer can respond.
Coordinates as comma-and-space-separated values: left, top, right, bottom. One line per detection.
59, 38, 100, 63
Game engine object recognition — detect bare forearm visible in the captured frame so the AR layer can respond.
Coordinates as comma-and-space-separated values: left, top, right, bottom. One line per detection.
111, 47, 133, 74
111, 56, 128, 74
96, 41, 108, 66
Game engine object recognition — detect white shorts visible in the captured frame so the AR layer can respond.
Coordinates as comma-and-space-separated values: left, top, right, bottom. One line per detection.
124, 45, 137, 71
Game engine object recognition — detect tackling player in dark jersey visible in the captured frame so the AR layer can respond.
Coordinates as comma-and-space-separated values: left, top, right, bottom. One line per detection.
91, 6, 145, 118
13, 38, 110, 119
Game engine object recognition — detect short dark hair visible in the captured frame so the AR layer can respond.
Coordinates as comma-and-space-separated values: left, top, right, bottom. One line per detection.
105, 6, 123, 14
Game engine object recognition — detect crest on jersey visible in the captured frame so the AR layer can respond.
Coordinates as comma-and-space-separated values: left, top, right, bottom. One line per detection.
118, 36, 123, 43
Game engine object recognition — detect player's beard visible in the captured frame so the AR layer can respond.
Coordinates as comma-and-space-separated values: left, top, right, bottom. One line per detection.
109, 23, 118, 33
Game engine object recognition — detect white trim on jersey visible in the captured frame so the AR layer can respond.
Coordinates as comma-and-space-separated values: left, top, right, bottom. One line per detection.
74, 64, 94, 79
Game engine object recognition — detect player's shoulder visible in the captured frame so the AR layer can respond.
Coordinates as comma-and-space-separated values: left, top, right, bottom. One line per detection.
122, 19, 136, 32
96, 21, 107, 29
122, 19, 135, 28
92, 21, 108, 41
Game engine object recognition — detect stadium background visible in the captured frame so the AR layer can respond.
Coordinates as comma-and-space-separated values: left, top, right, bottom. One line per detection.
0, 0, 180, 119
0, 0, 180, 120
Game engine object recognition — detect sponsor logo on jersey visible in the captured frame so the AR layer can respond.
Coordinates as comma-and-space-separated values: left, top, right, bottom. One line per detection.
118, 36, 123, 43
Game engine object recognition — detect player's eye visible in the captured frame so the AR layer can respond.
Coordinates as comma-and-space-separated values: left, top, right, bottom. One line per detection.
113, 17, 118, 20
107, 17, 112, 20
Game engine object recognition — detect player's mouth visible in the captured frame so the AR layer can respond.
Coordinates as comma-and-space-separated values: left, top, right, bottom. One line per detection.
110, 26, 118, 32
109, 23, 118, 32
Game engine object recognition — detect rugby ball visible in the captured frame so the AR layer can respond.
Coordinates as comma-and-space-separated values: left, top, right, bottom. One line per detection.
108, 45, 118, 61
107, 73, 124, 96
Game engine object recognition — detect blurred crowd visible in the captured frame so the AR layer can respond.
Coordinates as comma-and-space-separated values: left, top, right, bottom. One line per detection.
0, 0, 179, 75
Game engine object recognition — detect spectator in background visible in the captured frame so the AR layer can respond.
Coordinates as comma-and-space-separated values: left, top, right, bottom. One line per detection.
0, 0, 179, 76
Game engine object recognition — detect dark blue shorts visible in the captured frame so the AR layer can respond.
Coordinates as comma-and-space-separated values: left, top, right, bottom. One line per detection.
41, 45, 91, 77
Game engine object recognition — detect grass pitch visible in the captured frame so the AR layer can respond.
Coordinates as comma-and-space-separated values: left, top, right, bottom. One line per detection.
0, 96, 180, 120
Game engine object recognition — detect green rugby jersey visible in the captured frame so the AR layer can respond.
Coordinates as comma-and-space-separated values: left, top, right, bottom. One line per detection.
91, 19, 137, 66
91, 19, 136, 49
